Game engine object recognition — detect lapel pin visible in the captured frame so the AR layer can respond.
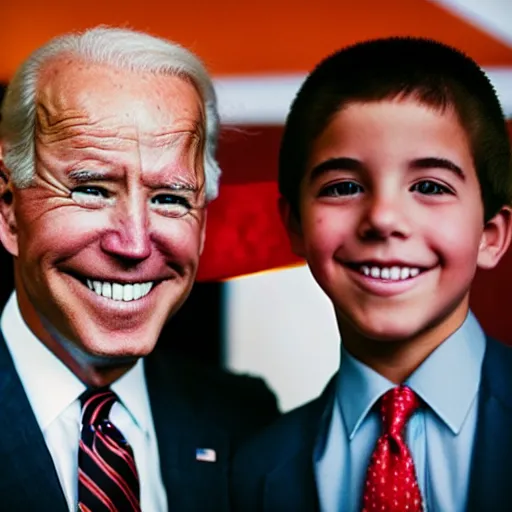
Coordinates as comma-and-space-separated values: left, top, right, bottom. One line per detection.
195, 448, 217, 462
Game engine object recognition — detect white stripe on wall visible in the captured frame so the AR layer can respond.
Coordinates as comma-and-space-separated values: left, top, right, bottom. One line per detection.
214, 68, 512, 125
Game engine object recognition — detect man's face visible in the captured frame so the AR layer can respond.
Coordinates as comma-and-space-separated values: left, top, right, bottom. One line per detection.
283, 99, 510, 347
1, 59, 207, 362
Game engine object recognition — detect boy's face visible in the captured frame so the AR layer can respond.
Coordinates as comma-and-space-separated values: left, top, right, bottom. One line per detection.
282, 99, 511, 344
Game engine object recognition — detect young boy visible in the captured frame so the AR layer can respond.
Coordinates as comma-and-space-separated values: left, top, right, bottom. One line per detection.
231, 37, 512, 512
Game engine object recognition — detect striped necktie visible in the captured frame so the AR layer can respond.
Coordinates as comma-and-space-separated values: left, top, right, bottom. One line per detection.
78, 388, 141, 512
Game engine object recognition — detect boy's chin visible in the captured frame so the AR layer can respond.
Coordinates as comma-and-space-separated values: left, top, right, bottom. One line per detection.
339, 312, 435, 345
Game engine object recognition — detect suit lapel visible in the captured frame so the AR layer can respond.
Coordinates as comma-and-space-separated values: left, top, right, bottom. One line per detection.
467, 337, 512, 511
263, 378, 336, 512
145, 352, 231, 511
0, 331, 68, 511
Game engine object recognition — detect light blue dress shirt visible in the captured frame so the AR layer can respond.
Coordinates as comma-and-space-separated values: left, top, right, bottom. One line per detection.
315, 311, 485, 512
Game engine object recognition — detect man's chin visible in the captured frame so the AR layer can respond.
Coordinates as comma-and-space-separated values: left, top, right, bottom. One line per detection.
78, 338, 157, 363
81, 351, 142, 368
53, 326, 156, 369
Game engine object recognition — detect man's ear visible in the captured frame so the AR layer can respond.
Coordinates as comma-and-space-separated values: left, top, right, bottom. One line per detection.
477, 206, 512, 269
0, 145, 19, 257
278, 196, 306, 258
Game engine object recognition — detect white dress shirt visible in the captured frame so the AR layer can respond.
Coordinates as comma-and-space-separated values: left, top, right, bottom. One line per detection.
1, 292, 168, 512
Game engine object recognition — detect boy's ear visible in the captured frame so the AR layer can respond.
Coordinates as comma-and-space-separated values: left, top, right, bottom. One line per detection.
278, 196, 306, 258
0, 145, 19, 257
477, 206, 512, 269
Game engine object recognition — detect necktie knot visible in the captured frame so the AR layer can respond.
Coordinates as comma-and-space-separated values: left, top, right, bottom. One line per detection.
380, 385, 420, 436
80, 387, 117, 427
362, 385, 423, 512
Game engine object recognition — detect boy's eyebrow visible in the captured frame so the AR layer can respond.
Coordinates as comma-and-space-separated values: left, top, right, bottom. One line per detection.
309, 157, 466, 182
410, 157, 465, 180
309, 157, 363, 181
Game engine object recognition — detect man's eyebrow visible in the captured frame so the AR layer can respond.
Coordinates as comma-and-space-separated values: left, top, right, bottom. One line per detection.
309, 157, 364, 182
151, 182, 199, 193
67, 170, 112, 183
67, 170, 201, 192
410, 157, 465, 180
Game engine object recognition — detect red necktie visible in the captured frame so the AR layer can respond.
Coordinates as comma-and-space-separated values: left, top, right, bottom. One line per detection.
78, 388, 141, 512
361, 385, 423, 512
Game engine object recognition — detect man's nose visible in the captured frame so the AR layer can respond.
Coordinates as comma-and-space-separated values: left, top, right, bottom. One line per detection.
100, 196, 152, 262
357, 192, 411, 240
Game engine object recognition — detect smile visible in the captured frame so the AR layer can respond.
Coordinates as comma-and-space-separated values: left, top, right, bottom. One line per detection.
359, 265, 421, 281
85, 280, 154, 302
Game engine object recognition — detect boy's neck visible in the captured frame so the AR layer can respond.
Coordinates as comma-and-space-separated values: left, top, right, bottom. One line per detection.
339, 299, 470, 384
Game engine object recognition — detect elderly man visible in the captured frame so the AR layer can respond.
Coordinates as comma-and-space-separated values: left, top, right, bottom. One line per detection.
0, 27, 278, 511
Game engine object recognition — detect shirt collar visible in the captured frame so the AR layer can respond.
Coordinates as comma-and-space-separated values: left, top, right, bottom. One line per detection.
337, 347, 394, 440
406, 311, 485, 434
111, 357, 151, 436
1, 292, 151, 436
337, 311, 486, 439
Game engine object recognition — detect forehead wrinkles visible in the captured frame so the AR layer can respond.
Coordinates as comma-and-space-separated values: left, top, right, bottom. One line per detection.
35, 58, 205, 144
35, 100, 204, 145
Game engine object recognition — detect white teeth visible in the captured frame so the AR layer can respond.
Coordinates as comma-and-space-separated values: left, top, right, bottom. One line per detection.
112, 283, 123, 301
85, 279, 154, 301
390, 266, 401, 280
102, 282, 112, 299
400, 267, 410, 280
360, 265, 421, 281
133, 283, 142, 300
123, 284, 134, 302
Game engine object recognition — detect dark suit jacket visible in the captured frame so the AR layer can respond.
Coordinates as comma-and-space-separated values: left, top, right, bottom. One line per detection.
231, 336, 512, 512
0, 330, 279, 511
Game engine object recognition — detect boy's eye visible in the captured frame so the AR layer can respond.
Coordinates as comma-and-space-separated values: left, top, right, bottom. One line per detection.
320, 181, 363, 197
151, 194, 193, 217
411, 180, 451, 195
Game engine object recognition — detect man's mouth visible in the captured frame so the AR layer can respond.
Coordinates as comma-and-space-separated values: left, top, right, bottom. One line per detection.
85, 279, 154, 302
347, 263, 426, 281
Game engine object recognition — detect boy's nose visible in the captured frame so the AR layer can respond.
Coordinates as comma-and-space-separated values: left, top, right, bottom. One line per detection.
358, 195, 411, 240
100, 198, 152, 262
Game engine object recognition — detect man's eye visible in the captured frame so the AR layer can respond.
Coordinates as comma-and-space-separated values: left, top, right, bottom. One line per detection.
151, 194, 193, 217
411, 180, 451, 195
72, 186, 109, 197
71, 186, 111, 206
320, 181, 363, 197
152, 194, 191, 208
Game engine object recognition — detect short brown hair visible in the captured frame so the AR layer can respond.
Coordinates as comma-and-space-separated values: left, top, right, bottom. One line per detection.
279, 37, 512, 221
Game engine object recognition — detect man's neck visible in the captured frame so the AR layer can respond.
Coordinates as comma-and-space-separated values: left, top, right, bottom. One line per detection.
15, 288, 137, 387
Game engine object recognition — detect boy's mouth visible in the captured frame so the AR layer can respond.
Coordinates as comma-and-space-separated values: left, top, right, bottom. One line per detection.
346, 262, 427, 281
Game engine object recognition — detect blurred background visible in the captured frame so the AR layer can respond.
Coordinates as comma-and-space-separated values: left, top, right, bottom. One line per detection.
1, 0, 512, 412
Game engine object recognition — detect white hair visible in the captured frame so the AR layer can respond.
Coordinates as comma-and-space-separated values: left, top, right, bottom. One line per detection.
0, 26, 221, 201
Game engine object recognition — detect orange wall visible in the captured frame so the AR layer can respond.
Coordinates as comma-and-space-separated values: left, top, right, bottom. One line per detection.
3, 0, 512, 82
